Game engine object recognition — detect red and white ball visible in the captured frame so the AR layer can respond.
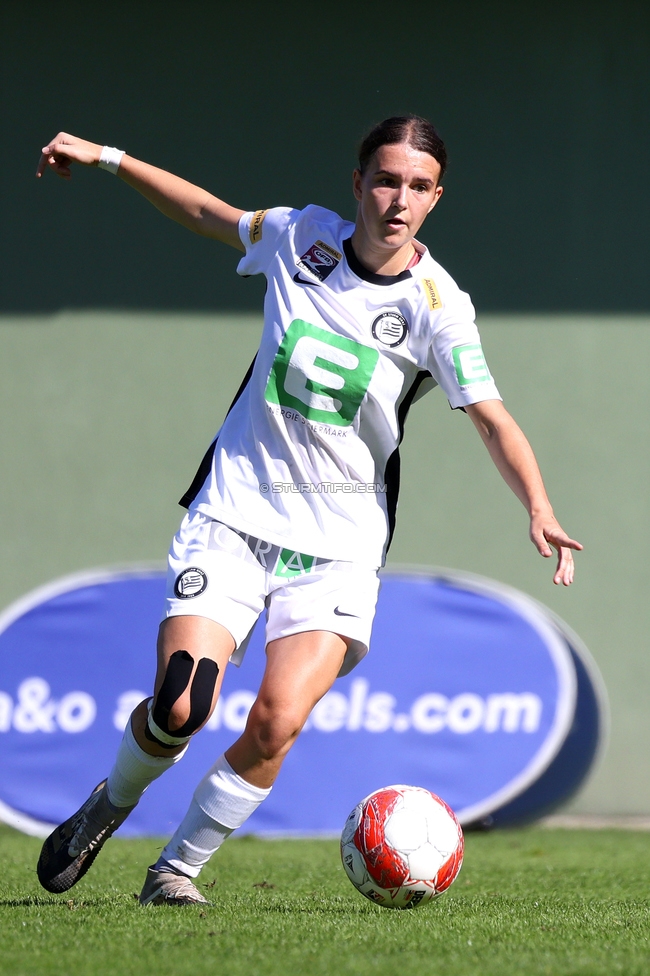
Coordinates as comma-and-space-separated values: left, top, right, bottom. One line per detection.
340, 785, 464, 909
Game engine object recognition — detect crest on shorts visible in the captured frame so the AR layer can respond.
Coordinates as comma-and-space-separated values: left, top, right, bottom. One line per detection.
174, 567, 208, 599
371, 311, 409, 348
296, 240, 342, 282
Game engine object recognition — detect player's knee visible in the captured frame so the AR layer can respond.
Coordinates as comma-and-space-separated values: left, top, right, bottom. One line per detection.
145, 650, 219, 749
160, 698, 192, 734
246, 700, 304, 760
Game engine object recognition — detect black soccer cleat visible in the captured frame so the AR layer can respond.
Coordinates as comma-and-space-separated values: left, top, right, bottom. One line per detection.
37, 780, 136, 894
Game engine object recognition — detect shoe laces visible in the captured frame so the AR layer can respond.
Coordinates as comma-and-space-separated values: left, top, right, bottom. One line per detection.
68, 793, 115, 858
157, 872, 206, 903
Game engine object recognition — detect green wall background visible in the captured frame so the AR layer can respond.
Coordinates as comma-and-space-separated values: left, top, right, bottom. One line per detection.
1, 311, 648, 815
1, 0, 649, 312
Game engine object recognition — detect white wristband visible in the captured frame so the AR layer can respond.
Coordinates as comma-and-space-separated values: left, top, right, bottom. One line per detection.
98, 146, 125, 175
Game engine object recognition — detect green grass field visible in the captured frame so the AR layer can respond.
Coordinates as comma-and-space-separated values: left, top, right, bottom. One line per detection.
1, 824, 649, 976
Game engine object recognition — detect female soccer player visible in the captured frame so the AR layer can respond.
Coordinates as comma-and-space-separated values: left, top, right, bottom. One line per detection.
35, 117, 582, 905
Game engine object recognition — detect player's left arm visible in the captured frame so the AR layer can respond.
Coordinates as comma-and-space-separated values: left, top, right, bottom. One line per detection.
465, 398, 583, 586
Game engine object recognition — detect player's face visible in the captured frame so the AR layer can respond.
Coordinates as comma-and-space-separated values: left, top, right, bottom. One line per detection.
353, 143, 443, 251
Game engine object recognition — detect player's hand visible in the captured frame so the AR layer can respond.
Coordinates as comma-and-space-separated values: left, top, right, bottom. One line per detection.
529, 513, 583, 586
36, 133, 103, 180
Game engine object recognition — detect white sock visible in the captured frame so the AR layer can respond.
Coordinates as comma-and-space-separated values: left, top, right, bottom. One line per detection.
158, 754, 271, 877
106, 718, 187, 808
157, 799, 234, 878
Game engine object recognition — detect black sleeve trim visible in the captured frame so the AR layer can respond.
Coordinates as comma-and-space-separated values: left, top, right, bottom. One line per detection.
383, 369, 432, 551
178, 355, 258, 509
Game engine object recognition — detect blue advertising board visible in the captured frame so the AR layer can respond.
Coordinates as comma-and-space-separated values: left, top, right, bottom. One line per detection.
0, 566, 606, 837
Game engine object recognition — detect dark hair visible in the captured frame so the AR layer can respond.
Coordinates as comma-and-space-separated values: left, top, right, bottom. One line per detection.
358, 115, 447, 180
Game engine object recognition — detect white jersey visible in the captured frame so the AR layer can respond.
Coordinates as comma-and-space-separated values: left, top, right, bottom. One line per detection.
180, 205, 501, 567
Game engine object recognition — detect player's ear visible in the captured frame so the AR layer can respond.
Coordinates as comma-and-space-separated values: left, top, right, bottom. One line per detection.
428, 185, 443, 213
352, 168, 363, 202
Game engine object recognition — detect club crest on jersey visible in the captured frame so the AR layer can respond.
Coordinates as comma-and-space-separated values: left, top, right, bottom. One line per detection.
371, 311, 409, 348
296, 240, 342, 282
174, 567, 208, 599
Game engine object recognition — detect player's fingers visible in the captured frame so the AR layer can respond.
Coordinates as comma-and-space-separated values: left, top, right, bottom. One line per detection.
47, 159, 72, 180
551, 535, 583, 552
543, 525, 583, 552
559, 548, 574, 586
42, 140, 89, 168
37, 135, 101, 177
46, 152, 69, 166
38, 147, 67, 174
47, 155, 72, 179
41, 133, 75, 156
44, 143, 75, 162
531, 527, 553, 558
553, 547, 575, 586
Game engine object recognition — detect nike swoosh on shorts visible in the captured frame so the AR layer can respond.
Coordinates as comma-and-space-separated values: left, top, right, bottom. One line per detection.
333, 607, 359, 617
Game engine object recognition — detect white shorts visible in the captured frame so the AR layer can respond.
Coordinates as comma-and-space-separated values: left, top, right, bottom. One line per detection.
164, 511, 380, 677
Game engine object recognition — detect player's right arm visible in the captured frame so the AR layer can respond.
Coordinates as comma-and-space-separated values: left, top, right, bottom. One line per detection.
36, 133, 245, 251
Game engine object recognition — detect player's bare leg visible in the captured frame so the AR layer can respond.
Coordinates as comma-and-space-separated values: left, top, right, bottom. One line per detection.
37, 616, 233, 895
226, 630, 348, 787
145, 631, 348, 903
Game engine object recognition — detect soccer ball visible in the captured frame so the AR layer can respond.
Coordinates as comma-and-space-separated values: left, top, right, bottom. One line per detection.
340, 785, 464, 909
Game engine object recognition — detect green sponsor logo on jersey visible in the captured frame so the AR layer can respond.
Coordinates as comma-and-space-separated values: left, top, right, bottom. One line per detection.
265, 319, 379, 427
275, 549, 315, 577
452, 343, 491, 385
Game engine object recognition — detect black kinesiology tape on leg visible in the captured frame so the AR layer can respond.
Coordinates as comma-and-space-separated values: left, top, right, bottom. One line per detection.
145, 650, 219, 746
152, 649, 194, 734
145, 649, 194, 747
172, 656, 219, 737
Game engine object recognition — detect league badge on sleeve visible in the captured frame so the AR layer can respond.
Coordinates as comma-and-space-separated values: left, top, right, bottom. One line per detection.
296, 240, 342, 283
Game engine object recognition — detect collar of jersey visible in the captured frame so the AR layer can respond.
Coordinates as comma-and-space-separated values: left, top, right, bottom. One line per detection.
342, 237, 413, 286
